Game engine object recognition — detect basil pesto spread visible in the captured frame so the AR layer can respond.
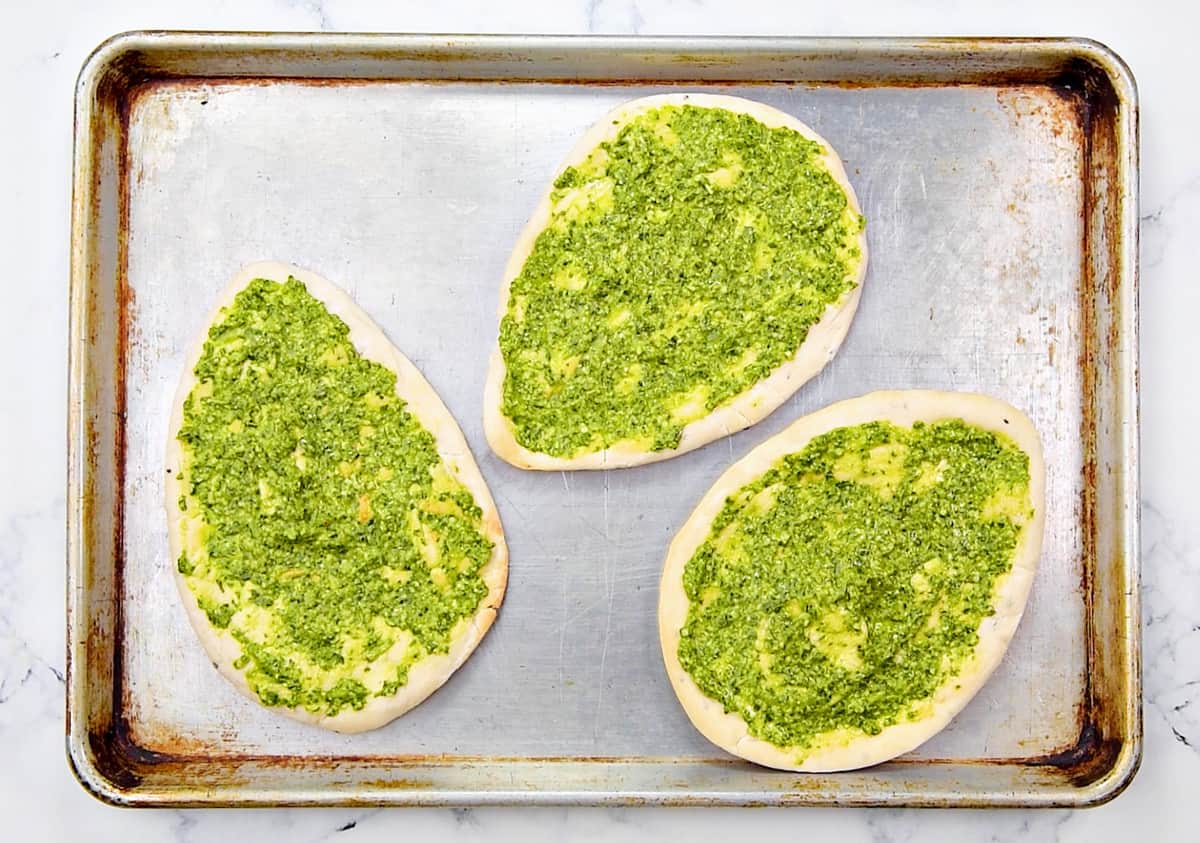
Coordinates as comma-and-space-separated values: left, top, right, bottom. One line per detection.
677, 419, 1032, 752
175, 278, 493, 716
499, 103, 865, 457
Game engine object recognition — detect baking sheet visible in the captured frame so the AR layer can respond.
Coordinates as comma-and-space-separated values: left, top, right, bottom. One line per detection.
67, 33, 1140, 807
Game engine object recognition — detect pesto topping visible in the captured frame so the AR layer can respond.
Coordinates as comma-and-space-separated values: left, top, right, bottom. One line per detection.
175, 278, 493, 717
499, 103, 864, 457
677, 419, 1032, 753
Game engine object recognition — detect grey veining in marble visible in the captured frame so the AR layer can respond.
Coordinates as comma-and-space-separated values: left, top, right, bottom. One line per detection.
2, 0, 1196, 839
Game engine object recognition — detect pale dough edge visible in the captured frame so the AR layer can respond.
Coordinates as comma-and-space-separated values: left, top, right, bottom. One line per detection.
482, 92, 869, 470
165, 260, 508, 734
656, 389, 1046, 772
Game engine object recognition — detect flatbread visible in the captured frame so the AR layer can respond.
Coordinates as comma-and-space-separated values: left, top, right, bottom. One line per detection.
658, 390, 1045, 771
165, 261, 507, 733
484, 93, 868, 470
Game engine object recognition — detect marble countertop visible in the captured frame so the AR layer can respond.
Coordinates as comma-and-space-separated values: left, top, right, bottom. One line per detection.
2, 0, 1194, 839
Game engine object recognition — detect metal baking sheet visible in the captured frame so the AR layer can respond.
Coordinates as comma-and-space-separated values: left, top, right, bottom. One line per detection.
67, 33, 1140, 807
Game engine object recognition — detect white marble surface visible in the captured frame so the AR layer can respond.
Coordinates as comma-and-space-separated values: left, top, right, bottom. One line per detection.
1, 0, 1195, 838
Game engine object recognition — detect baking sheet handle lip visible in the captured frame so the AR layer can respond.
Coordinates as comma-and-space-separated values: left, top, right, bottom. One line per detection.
1118, 72, 1143, 818
65, 18, 99, 813
75, 30, 1144, 81
48, 775, 1149, 809
1087, 21, 1142, 811
67, 21, 132, 812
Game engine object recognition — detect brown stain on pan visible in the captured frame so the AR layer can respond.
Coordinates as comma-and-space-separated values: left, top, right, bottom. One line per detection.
356, 778, 436, 790
1020, 721, 1125, 789
996, 85, 1083, 142
1066, 56, 1138, 797
75, 49, 139, 752
104, 63, 137, 791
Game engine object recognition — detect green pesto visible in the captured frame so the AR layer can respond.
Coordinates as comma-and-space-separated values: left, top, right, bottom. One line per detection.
176, 278, 493, 716
499, 104, 865, 457
677, 419, 1032, 753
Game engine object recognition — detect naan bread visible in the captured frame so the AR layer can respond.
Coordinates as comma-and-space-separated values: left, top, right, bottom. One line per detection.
658, 390, 1045, 770
166, 261, 506, 733
485, 93, 868, 470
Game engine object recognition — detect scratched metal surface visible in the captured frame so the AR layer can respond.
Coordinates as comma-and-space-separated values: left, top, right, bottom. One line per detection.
121, 80, 1084, 757
68, 34, 1140, 806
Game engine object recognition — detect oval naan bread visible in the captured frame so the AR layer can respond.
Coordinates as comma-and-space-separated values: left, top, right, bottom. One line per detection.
485, 93, 868, 470
659, 390, 1045, 770
166, 262, 506, 733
